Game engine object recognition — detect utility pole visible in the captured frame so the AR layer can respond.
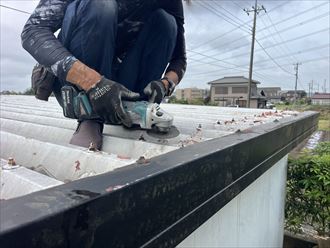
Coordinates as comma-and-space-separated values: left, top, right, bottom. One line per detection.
324, 79, 327, 93
244, 0, 266, 108
293, 62, 301, 104
311, 80, 314, 97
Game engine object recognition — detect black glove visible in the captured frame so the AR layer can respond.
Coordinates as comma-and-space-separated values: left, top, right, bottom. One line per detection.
88, 77, 140, 127
143, 80, 166, 104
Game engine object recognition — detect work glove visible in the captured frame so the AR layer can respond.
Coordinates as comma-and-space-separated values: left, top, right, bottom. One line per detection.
88, 77, 140, 127
143, 80, 167, 104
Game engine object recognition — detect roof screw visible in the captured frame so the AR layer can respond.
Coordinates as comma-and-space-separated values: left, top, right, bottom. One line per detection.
8, 157, 16, 166
88, 142, 97, 151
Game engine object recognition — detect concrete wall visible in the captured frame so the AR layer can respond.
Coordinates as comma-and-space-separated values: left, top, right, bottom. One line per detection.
178, 155, 288, 248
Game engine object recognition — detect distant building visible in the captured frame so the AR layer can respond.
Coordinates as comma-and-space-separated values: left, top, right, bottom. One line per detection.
311, 93, 330, 105
175, 88, 207, 102
208, 76, 266, 108
258, 87, 282, 103
280, 90, 307, 102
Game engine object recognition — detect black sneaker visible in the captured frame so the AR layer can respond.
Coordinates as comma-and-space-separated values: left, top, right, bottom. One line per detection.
70, 120, 104, 150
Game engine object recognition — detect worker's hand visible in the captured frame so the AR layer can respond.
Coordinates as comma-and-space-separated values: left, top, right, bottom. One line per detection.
143, 80, 167, 104
88, 77, 140, 126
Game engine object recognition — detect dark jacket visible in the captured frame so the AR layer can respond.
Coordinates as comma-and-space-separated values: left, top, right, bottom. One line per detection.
21, 0, 187, 82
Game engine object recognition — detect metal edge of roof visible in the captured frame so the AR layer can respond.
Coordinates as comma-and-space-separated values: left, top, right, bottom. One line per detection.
0, 111, 319, 248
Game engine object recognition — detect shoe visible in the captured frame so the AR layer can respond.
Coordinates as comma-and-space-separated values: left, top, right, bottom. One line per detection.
70, 120, 104, 150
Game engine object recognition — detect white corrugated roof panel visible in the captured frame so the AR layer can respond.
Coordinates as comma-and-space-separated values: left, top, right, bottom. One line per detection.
0, 95, 297, 189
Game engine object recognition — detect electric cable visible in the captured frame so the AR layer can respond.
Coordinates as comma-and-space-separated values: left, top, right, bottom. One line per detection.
190, 28, 330, 66
190, 1, 328, 56
212, 0, 251, 29
197, 1, 251, 33
0, 4, 31, 14
258, 14, 293, 64
258, 1, 329, 33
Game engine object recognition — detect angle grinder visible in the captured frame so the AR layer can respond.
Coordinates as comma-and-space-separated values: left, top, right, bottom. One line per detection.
61, 85, 175, 134
122, 101, 174, 133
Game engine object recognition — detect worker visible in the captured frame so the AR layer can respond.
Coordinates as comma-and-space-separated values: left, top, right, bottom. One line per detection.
21, 0, 187, 150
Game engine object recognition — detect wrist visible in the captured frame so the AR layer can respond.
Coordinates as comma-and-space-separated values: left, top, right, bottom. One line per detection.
66, 61, 102, 91
160, 79, 169, 92
161, 77, 176, 96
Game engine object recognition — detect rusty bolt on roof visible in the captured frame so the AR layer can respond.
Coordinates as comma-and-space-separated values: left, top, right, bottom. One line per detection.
8, 157, 16, 166
88, 142, 98, 152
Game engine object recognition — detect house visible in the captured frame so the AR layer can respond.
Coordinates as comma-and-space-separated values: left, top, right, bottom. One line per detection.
258, 87, 282, 103
311, 93, 330, 105
208, 76, 266, 108
280, 90, 307, 102
175, 88, 207, 102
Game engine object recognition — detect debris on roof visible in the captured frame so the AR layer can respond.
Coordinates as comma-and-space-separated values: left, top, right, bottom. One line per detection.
0, 96, 299, 199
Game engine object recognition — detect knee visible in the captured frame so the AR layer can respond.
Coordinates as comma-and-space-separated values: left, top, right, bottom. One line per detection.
150, 9, 177, 38
79, 0, 118, 25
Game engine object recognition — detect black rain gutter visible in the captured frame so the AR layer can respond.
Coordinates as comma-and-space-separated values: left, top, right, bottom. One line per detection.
0, 111, 319, 247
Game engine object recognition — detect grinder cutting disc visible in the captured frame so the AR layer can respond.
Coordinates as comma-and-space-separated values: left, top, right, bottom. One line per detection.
147, 125, 180, 139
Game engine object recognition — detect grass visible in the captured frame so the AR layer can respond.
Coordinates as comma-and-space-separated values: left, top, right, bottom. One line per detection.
319, 120, 330, 131
276, 104, 330, 131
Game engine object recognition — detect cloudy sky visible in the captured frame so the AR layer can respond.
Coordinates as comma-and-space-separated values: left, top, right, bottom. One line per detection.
1, 0, 329, 93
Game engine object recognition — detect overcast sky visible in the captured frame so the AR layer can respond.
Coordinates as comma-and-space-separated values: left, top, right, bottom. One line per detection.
0, 0, 329, 92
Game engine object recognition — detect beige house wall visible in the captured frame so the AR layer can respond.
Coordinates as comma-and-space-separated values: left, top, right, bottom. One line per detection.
175, 88, 204, 101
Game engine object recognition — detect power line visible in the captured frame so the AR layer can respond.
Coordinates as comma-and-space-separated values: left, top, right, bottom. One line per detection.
189, 28, 330, 66
189, 2, 329, 57
0, 4, 31, 14
255, 56, 329, 71
187, 53, 330, 78
187, 49, 248, 69
188, 43, 329, 76
255, 39, 294, 75
258, 1, 329, 33
259, 11, 329, 43
253, 44, 329, 65
190, 10, 329, 61
212, 1, 252, 29
258, 13, 293, 64
191, 3, 253, 50
231, 1, 246, 10
197, 1, 251, 34
265, 12, 299, 63
188, 56, 249, 73
191, 10, 329, 62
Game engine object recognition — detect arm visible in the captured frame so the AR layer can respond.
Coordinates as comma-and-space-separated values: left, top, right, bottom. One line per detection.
143, 1, 186, 103
22, 0, 139, 126
164, 0, 187, 87
21, 0, 100, 91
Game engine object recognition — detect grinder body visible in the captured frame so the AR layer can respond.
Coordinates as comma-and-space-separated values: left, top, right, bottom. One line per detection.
61, 85, 173, 132
122, 101, 173, 133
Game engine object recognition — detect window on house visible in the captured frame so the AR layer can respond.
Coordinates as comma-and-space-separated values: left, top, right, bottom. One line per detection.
232, 86, 248, 94
214, 86, 228, 94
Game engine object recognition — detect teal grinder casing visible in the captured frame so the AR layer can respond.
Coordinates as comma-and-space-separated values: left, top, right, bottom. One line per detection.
122, 101, 173, 133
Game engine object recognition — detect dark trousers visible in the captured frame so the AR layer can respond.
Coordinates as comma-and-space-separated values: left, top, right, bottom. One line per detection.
54, 0, 177, 104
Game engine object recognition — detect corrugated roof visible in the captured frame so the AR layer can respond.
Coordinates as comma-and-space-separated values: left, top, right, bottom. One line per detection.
0, 95, 298, 198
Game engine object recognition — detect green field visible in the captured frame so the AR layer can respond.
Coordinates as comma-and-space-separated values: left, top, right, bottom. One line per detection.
276, 104, 330, 131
